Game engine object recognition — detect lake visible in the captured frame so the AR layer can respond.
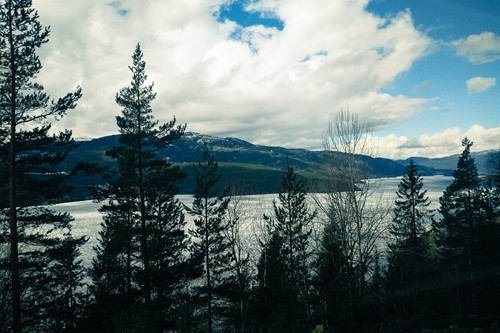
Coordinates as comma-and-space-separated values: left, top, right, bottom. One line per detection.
53, 175, 453, 266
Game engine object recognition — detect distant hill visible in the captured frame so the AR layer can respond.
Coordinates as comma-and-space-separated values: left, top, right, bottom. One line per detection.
62, 132, 499, 201
397, 150, 500, 176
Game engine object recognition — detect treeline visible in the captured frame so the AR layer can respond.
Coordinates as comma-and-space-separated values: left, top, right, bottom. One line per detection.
1, 2, 500, 333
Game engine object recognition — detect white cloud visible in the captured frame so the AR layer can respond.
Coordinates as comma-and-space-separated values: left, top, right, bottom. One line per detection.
32, 0, 432, 150
375, 125, 500, 159
451, 31, 500, 64
466, 77, 496, 95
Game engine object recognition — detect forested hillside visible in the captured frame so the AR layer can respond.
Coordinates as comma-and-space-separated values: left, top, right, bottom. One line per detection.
60, 132, 499, 201
398, 150, 500, 175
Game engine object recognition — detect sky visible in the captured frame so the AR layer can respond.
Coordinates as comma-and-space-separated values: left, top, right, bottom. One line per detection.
32, 0, 499, 159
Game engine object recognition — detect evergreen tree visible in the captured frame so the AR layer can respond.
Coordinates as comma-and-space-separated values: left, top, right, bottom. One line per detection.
434, 138, 486, 316
265, 165, 317, 331
145, 178, 199, 331
42, 224, 88, 333
187, 144, 232, 333
89, 43, 187, 332
483, 155, 500, 223
471, 153, 500, 317
254, 231, 296, 333
0, 1, 83, 331
389, 160, 431, 247
272, 165, 316, 283
386, 160, 433, 319
315, 212, 353, 331
89, 191, 138, 330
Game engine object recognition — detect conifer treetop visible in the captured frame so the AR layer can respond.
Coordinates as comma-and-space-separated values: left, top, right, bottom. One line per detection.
0, 0, 81, 126
115, 43, 185, 146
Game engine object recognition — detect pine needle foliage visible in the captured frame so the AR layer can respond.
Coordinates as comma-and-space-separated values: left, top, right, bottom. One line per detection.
0, 1, 83, 332
89, 43, 188, 332
187, 144, 232, 333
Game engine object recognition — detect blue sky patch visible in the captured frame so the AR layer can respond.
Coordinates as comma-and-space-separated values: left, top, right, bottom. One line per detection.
108, 1, 129, 16
217, 1, 284, 30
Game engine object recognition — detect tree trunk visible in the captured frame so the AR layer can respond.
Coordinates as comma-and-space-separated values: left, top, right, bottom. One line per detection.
9, 115, 21, 333
137, 116, 151, 304
8, 2, 21, 330
126, 208, 132, 295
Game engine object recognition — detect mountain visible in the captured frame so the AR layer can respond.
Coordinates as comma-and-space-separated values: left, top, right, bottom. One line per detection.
62, 132, 499, 201
397, 150, 500, 175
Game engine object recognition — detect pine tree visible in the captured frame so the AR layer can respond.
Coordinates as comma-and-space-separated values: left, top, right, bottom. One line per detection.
316, 214, 353, 331
266, 165, 317, 331
89, 43, 186, 332
386, 160, 433, 318
187, 144, 231, 333
483, 155, 500, 223
0, 1, 82, 331
434, 138, 485, 316
254, 231, 296, 333
42, 224, 88, 333
389, 160, 431, 246
272, 165, 316, 284
145, 178, 199, 331
90, 191, 138, 323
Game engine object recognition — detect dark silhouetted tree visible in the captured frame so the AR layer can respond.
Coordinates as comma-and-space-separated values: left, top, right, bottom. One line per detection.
0, 0, 82, 332
386, 160, 434, 322
315, 210, 353, 331
261, 165, 317, 332
434, 138, 495, 317
89, 43, 186, 332
146, 177, 200, 331
254, 230, 296, 333
187, 144, 231, 333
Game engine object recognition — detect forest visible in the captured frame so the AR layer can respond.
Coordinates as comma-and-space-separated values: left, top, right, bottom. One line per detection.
1, 1, 500, 333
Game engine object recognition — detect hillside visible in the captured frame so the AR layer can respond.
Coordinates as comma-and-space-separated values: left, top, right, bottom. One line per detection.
70, 132, 407, 174
397, 150, 500, 175
62, 132, 499, 200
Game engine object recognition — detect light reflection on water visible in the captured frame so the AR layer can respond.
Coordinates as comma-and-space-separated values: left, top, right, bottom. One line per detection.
53, 176, 453, 267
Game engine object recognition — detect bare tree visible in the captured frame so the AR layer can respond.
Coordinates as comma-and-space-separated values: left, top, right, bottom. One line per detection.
315, 109, 390, 324
223, 187, 253, 333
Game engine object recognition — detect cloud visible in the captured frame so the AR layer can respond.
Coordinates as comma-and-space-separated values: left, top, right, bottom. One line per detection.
33, 0, 431, 150
451, 31, 500, 64
466, 77, 496, 95
375, 125, 500, 159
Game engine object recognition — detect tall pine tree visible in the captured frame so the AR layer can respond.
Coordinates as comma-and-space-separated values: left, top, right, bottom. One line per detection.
316, 209, 354, 331
90, 43, 187, 332
434, 138, 485, 316
145, 175, 199, 331
187, 144, 232, 333
254, 230, 296, 333
265, 165, 317, 332
386, 160, 433, 320
0, 1, 82, 332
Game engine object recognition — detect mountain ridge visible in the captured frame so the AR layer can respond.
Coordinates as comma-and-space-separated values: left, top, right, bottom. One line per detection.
63, 132, 499, 200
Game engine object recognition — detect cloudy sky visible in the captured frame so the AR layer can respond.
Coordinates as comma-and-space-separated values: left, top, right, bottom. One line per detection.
34, 0, 499, 159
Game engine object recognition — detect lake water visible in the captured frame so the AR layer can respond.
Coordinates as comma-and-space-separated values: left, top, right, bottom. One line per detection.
53, 175, 453, 267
